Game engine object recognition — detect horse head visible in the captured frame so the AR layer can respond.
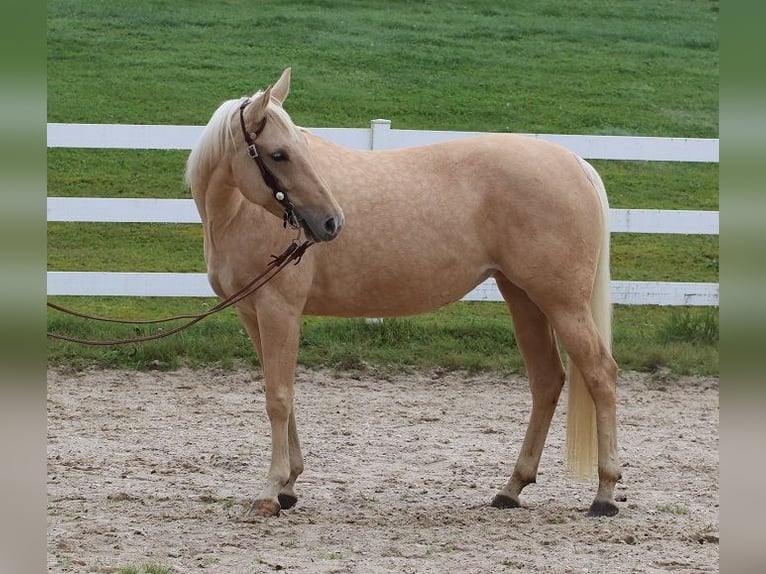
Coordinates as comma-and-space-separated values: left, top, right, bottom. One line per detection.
232, 68, 344, 242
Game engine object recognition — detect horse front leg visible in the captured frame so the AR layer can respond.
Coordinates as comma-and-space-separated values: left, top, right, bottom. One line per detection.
276, 408, 304, 510
240, 305, 304, 519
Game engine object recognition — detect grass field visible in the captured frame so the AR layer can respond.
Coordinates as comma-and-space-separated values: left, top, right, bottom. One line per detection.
47, 0, 719, 375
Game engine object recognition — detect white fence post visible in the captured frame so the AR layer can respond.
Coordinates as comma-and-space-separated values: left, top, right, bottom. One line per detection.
368, 119, 393, 323
370, 119, 392, 150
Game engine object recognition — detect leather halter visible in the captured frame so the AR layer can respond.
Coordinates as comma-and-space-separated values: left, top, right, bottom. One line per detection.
238, 98, 301, 229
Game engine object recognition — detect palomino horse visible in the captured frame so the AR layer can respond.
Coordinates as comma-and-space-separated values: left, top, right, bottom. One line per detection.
185, 68, 620, 519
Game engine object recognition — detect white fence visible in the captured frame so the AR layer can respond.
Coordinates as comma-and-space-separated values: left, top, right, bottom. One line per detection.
47, 121, 719, 306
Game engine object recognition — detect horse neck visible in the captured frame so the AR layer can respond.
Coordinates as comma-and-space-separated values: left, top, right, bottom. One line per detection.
302, 130, 365, 189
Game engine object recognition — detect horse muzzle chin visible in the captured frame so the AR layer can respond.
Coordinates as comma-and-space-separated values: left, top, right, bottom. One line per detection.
298, 209, 343, 242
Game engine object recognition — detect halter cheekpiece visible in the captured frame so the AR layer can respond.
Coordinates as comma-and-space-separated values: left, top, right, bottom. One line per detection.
238, 98, 301, 230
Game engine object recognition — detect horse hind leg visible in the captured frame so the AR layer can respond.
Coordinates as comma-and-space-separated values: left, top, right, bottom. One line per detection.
491, 275, 566, 509
550, 305, 621, 517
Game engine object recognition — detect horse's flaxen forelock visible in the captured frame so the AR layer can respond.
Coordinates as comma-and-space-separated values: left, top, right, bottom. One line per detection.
185, 90, 301, 194
185, 94, 266, 191
184, 90, 304, 198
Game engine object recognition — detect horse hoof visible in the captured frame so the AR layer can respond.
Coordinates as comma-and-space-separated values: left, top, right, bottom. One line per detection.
491, 493, 520, 509
278, 493, 298, 510
245, 499, 281, 519
587, 500, 619, 517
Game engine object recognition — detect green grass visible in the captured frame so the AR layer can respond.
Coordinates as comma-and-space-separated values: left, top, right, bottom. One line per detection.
47, 0, 718, 376
47, 0, 718, 135
47, 300, 718, 376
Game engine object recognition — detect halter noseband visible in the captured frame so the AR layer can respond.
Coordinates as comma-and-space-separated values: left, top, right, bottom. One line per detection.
238, 98, 301, 230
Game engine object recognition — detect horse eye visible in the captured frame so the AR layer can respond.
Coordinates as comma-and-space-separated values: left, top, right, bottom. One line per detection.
270, 150, 289, 162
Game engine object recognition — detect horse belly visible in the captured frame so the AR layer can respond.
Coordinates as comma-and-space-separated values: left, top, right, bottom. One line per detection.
303, 264, 491, 318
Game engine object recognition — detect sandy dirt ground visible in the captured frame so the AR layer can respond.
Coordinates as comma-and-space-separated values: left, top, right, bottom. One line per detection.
47, 367, 718, 573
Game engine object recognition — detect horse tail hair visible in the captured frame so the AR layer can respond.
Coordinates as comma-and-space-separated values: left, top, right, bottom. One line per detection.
566, 157, 612, 479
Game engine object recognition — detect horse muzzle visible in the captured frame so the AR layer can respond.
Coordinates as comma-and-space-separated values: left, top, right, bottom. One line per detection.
298, 207, 344, 242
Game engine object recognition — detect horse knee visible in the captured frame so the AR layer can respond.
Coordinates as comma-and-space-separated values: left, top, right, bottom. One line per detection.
265, 389, 293, 420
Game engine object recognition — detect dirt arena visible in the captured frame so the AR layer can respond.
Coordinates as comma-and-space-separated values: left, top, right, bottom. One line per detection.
47, 367, 718, 573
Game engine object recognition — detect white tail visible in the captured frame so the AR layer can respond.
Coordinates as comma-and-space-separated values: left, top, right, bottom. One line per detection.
566, 157, 613, 478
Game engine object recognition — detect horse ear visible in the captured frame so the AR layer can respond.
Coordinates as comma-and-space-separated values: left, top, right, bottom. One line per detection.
247, 86, 273, 123
271, 67, 291, 105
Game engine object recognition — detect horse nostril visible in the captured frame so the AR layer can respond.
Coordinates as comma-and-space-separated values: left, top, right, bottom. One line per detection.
323, 216, 339, 238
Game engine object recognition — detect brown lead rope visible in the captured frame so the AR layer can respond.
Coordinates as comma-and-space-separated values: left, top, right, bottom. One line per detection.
47, 240, 313, 346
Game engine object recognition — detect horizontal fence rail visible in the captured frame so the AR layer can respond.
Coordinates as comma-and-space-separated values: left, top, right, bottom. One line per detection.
47, 121, 719, 306
46, 272, 719, 307
46, 197, 719, 235
47, 121, 720, 161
